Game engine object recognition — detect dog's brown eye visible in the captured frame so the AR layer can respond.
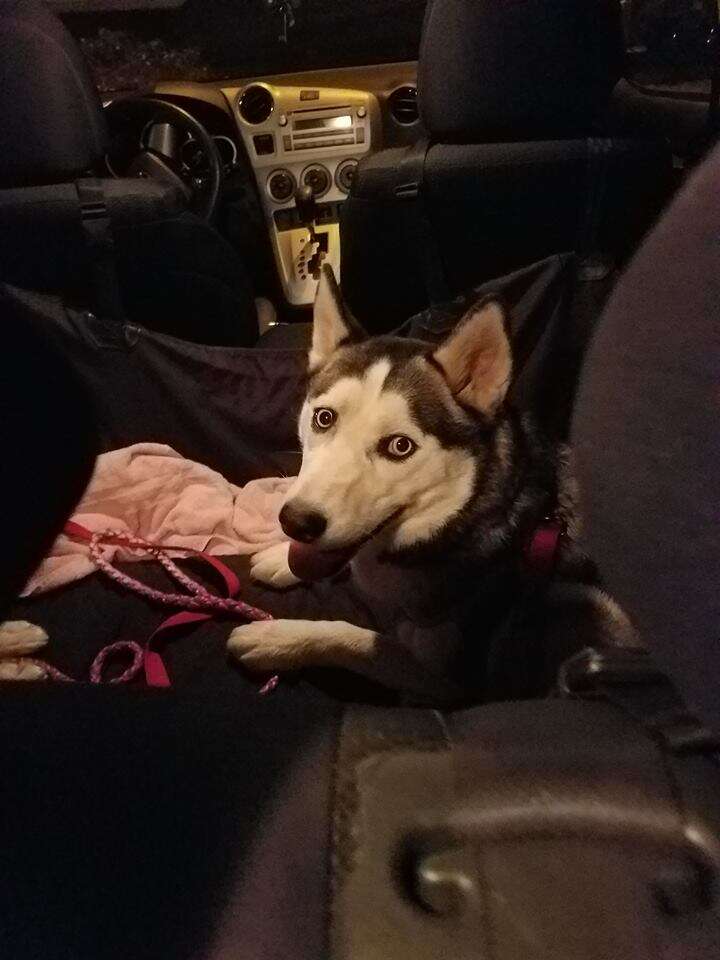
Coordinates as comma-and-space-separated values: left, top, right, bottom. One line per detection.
313, 407, 336, 430
381, 435, 416, 460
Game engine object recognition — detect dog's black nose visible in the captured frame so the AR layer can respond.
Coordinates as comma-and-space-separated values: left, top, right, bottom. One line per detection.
279, 502, 327, 543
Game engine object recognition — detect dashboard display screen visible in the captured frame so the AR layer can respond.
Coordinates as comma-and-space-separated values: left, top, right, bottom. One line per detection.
293, 115, 352, 132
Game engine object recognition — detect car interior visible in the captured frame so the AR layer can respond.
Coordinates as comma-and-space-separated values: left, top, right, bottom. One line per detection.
0, 1, 719, 958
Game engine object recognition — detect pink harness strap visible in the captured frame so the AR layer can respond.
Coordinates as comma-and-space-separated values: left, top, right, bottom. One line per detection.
51, 522, 278, 691
524, 518, 565, 576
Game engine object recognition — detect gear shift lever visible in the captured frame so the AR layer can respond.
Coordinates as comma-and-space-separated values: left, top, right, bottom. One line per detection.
294, 183, 318, 240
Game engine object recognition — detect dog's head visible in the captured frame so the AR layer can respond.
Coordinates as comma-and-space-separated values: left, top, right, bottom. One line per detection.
281, 266, 513, 580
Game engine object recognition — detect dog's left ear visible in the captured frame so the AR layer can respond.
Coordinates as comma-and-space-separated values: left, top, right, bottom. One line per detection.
309, 265, 361, 370
432, 299, 512, 419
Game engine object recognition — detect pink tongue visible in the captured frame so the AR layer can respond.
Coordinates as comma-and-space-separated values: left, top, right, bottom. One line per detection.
287, 541, 356, 582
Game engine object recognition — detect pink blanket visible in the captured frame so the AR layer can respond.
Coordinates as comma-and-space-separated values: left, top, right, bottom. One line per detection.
22, 443, 292, 596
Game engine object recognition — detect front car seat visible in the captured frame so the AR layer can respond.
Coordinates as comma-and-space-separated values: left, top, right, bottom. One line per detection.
340, 0, 673, 330
0, 1, 259, 346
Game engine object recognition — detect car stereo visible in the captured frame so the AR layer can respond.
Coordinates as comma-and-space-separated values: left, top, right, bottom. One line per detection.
283, 108, 366, 153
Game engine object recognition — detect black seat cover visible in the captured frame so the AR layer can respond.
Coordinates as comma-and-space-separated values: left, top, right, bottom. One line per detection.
0, 291, 97, 618
0, 1, 258, 346
340, 0, 672, 329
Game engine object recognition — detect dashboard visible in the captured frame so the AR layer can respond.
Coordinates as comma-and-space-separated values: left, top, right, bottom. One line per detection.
223, 80, 378, 306
154, 63, 420, 308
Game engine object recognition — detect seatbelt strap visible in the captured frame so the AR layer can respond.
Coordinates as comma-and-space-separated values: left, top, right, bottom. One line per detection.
559, 646, 720, 756
707, 26, 720, 139
75, 178, 126, 323
394, 139, 451, 305
577, 138, 615, 281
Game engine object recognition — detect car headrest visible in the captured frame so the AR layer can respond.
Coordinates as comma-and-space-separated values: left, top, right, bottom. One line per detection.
418, 0, 624, 142
0, 179, 186, 292
0, 1, 108, 188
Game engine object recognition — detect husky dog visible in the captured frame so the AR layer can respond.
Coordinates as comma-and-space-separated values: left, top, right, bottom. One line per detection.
228, 266, 634, 703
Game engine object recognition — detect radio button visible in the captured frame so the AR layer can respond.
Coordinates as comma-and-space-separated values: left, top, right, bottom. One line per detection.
253, 133, 275, 156
357, 105, 367, 118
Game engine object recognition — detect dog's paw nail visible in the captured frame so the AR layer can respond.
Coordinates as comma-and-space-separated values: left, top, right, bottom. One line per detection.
0, 620, 49, 657
250, 542, 301, 589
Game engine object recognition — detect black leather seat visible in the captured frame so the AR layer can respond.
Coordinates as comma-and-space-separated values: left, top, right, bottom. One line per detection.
340, 0, 673, 331
0, 1, 259, 346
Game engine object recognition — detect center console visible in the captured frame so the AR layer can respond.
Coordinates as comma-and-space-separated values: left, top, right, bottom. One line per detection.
223, 81, 378, 306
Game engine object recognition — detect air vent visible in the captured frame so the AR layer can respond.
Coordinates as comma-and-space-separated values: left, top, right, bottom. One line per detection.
388, 85, 419, 125
239, 84, 274, 124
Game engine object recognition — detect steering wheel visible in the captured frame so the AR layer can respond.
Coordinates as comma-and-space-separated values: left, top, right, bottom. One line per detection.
104, 97, 222, 222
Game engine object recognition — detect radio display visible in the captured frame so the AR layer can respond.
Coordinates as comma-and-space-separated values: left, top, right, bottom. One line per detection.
293, 115, 352, 132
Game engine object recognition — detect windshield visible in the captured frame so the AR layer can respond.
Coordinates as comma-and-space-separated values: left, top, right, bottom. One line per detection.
59, 0, 427, 94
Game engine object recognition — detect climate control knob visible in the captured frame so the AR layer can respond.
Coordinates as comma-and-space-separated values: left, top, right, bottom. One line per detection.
302, 164, 331, 199
267, 168, 296, 203
335, 158, 358, 194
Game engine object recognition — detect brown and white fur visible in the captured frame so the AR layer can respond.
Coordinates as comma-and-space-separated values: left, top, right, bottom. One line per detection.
0, 620, 49, 680
228, 267, 635, 704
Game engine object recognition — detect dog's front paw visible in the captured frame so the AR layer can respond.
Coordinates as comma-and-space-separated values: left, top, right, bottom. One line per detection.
0, 620, 48, 657
250, 542, 301, 589
228, 619, 318, 672
0, 659, 48, 681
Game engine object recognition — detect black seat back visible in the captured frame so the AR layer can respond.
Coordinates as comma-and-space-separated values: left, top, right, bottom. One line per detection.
340, 0, 673, 330
0, 177, 261, 347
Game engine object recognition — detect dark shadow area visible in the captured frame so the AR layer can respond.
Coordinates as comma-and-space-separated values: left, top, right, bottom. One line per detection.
61, 0, 428, 93
0, 680, 339, 960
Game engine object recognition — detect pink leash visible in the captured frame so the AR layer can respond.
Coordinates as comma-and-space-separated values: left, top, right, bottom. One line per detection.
29, 521, 279, 693
29, 519, 564, 689
28, 640, 145, 685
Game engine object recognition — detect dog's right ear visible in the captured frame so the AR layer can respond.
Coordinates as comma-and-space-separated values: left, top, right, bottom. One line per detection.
309, 265, 360, 370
